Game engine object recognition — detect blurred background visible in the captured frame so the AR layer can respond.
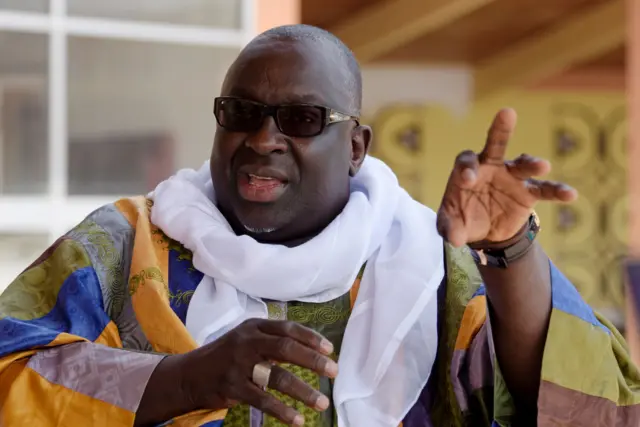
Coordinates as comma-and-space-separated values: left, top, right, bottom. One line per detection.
0, 0, 637, 356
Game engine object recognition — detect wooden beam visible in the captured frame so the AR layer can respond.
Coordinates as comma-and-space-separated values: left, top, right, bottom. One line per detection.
329, 0, 496, 63
474, 0, 625, 99
529, 67, 625, 92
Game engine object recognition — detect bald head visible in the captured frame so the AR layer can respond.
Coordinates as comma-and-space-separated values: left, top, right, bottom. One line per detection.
212, 24, 371, 245
237, 24, 362, 115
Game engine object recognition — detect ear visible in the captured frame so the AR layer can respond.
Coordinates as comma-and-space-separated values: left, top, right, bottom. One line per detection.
349, 125, 372, 176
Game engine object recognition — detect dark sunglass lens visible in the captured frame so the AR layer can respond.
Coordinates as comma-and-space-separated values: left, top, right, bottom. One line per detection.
216, 99, 263, 131
277, 106, 324, 137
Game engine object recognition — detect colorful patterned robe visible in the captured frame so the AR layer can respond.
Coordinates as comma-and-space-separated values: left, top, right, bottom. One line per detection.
1, 197, 639, 426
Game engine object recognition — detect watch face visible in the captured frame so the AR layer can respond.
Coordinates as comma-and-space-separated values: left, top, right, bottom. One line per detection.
531, 211, 541, 229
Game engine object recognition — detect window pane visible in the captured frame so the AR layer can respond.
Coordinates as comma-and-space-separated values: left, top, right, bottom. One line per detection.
0, 233, 49, 292
68, 37, 239, 196
68, 0, 242, 29
0, 32, 48, 195
0, 0, 48, 13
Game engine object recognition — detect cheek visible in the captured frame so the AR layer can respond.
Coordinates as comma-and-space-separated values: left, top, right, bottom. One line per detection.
212, 133, 243, 172
295, 129, 351, 164
295, 135, 351, 193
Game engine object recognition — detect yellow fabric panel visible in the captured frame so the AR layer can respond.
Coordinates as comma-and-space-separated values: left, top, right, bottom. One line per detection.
454, 295, 487, 351
115, 197, 198, 355
541, 308, 640, 405
2, 361, 134, 426
349, 275, 361, 310
94, 321, 124, 348
0, 331, 132, 426
171, 409, 228, 426
114, 196, 147, 228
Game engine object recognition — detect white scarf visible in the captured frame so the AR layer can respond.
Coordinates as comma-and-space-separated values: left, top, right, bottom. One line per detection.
150, 156, 444, 427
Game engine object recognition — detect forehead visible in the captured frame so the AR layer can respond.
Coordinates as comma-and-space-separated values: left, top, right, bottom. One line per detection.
221, 38, 352, 110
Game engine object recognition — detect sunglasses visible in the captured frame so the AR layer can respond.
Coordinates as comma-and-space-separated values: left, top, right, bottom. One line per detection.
213, 97, 359, 138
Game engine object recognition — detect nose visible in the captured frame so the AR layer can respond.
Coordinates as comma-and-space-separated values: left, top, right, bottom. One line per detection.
244, 116, 288, 155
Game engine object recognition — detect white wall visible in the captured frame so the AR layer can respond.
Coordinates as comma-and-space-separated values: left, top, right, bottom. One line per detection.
361, 65, 473, 117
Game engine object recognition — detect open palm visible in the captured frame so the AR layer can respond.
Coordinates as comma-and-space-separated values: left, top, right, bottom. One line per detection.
436, 108, 578, 247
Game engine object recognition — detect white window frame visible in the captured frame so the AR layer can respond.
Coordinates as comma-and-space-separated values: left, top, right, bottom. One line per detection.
0, 76, 47, 194
0, 0, 257, 241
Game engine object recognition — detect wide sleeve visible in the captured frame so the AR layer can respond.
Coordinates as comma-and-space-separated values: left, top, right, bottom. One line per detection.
0, 229, 164, 425
452, 262, 640, 426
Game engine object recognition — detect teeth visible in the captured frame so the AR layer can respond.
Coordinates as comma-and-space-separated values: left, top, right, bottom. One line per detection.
248, 174, 275, 180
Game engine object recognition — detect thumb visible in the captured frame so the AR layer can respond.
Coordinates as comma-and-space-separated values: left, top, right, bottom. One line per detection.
451, 151, 480, 189
436, 206, 467, 248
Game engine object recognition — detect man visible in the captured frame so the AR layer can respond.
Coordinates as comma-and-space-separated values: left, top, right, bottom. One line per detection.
0, 24, 637, 427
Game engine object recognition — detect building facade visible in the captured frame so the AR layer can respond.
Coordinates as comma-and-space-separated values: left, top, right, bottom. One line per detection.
0, 0, 252, 286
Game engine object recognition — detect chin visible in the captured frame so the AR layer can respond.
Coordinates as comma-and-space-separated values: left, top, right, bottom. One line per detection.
230, 199, 287, 235
242, 224, 279, 235
232, 210, 284, 239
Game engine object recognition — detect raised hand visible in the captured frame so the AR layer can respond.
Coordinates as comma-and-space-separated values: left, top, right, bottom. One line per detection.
436, 108, 577, 247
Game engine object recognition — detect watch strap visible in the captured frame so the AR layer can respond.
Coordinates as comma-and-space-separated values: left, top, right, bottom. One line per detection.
470, 213, 540, 268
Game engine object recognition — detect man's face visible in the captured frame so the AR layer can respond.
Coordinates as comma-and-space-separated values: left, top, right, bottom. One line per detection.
211, 39, 370, 243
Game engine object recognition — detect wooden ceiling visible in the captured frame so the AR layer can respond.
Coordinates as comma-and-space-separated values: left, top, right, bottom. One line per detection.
583, 45, 626, 69
301, 0, 626, 96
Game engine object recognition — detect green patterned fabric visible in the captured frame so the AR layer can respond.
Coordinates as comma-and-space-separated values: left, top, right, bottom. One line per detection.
223, 405, 252, 426
225, 295, 352, 427
427, 245, 483, 427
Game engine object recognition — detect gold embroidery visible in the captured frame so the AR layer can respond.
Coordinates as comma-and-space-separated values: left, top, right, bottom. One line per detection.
129, 267, 166, 296
147, 198, 195, 264
171, 289, 195, 307
128, 266, 195, 307
287, 304, 350, 325
267, 302, 286, 320
150, 227, 191, 257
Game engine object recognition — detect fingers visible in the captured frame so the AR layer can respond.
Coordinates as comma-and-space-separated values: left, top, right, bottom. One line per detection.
268, 365, 330, 412
241, 366, 332, 426
209, 320, 335, 425
480, 108, 517, 164
526, 180, 578, 202
506, 154, 551, 180
258, 320, 334, 356
451, 150, 480, 189
240, 382, 306, 426
260, 334, 338, 378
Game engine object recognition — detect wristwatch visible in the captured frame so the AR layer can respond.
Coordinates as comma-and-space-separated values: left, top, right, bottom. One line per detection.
469, 212, 540, 269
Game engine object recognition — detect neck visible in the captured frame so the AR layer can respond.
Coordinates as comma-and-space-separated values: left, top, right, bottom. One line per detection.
225, 199, 348, 248
248, 222, 326, 247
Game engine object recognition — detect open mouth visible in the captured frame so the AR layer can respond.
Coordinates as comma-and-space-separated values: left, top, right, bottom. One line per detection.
236, 171, 289, 203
